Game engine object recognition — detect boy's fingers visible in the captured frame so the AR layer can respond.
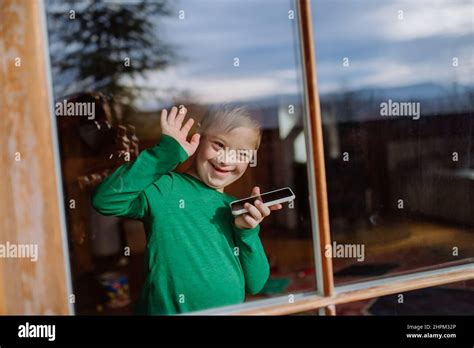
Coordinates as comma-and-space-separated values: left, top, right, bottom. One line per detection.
189, 133, 200, 146
255, 200, 270, 217
269, 204, 283, 211
168, 106, 178, 126
243, 214, 258, 229
251, 186, 260, 197
175, 106, 186, 128
181, 117, 194, 135
160, 109, 168, 128
245, 203, 262, 220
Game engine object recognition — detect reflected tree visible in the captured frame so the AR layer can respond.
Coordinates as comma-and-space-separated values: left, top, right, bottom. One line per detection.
46, 0, 177, 106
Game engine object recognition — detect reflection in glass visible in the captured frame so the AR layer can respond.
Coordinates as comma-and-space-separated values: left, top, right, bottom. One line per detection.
312, 0, 474, 285
45, 0, 316, 314
336, 280, 474, 315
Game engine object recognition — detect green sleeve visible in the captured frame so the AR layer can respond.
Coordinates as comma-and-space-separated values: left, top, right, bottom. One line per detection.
233, 224, 270, 295
91, 134, 188, 220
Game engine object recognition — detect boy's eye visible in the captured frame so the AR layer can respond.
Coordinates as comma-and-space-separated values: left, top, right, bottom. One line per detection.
213, 142, 225, 149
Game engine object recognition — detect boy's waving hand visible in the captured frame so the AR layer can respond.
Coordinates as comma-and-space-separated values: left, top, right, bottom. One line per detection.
161, 106, 200, 156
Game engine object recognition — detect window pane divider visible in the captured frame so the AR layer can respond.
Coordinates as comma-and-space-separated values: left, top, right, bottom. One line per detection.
297, 0, 334, 301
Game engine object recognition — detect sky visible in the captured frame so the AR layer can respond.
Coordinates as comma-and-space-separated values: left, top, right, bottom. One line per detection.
46, 0, 474, 109
130, 0, 473, 109
131, 0, 302, 108
311, 0, 473, 93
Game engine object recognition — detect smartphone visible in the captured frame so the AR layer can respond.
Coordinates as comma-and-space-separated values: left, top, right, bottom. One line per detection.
229, 187, 295, 216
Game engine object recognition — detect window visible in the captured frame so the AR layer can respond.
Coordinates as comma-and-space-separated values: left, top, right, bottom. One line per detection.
39, 0, 474, 315
45, 0, 318, 314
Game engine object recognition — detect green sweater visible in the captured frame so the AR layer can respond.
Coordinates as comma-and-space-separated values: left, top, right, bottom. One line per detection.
91, 134, 270, 315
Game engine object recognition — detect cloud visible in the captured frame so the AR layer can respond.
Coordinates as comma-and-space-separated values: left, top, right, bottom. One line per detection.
50, 0, 472, 107
312, 0, 474, 93
312, 0, 473, 42
134, 67, 299, 108
370, 0, 474, 41
161, 0, 297, 76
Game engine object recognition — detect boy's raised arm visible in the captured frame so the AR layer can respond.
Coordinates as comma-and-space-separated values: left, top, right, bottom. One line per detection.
91, 106, 199, 219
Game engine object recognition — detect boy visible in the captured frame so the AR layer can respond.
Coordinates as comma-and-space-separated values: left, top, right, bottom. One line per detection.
91, 105, 282, 315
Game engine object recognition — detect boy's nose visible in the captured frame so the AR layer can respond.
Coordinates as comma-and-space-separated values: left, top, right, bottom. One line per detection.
216, 151, 225, 164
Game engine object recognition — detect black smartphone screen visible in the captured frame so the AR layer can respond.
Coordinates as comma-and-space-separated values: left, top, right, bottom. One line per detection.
230, 188, 294, 212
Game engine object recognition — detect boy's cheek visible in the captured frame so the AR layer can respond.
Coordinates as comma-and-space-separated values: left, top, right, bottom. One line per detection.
196, 148, 216, 168
231, 163, 249, 180
238, 162, 250, 173
206, 149, 220, 162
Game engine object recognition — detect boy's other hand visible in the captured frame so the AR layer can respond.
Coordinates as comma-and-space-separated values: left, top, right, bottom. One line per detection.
234, 186, 282, 230
161, 106, 200, 156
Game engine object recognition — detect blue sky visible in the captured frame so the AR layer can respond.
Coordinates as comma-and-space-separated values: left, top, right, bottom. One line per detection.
47, 0, 473, 109
131, 0, 302, 108
130, 0, 473, 109
312, 0, 473, 92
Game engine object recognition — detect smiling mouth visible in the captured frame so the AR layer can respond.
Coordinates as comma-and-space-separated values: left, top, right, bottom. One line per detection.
210, 162, 232, 174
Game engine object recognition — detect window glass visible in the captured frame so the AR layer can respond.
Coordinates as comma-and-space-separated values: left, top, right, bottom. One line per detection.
312, 0, 474, 285
45, 0, 316, 314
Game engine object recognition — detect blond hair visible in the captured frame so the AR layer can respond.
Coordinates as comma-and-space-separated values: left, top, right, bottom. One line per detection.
199, 105, 262, 148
